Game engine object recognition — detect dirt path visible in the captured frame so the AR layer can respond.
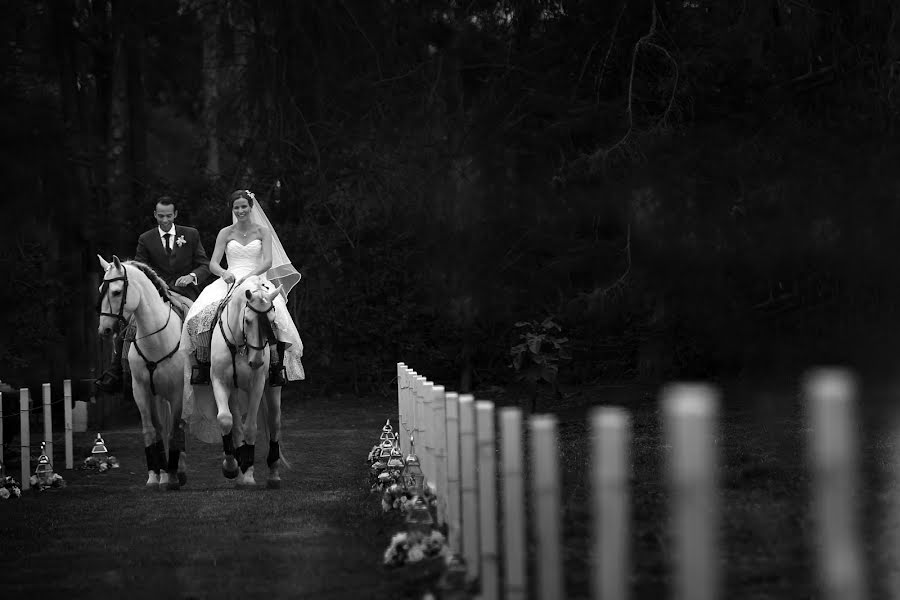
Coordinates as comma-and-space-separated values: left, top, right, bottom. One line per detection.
0, 389, 409, 600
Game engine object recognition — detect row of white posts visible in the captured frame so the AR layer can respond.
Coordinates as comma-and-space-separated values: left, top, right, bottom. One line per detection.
0, 380, 82, 491
396, 362, 865, 600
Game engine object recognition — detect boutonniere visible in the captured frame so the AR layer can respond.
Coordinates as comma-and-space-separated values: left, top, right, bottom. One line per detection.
175, 235, 186, 247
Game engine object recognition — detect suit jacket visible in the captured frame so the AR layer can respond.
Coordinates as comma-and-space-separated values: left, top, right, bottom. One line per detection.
135, 225, 211, 301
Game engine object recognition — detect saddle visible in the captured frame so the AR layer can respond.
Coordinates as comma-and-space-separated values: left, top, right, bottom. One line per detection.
165, 289, 194, 324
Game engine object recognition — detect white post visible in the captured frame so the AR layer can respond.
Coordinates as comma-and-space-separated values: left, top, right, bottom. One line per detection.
458, 394, 480, 582
423, 380, 434, 486
445, 392, 463, 553
414, 375, 425, 457
531, 414, 563, 600
400, 367, 414, 458
591, 406, 631, 600
20, 388, 30, 490
42, 383, 53, 464
500, 407, 526, 600
663, 383, 719, 600
397, 363, 408, 457
64, 379, 73, 470
476, 400, 498, 600
432, 385, 448, 526
805, 368, 865, 600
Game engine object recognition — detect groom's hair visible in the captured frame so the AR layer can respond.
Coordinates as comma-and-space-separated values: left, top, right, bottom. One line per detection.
156, 196, 177, 212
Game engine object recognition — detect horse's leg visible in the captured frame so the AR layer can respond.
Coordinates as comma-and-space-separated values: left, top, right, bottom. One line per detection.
228, 389, 246, 483
265, 385, 283, 489
212, 376, 239, 479
237, 376, 266, 488
165, 378, 187, 490
132, 384, 161, 487
148, 394, 171, 488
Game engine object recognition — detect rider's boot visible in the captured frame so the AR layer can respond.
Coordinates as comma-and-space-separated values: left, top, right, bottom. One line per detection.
94, 333, 125, 393
268, 342, 287, 387
190, 359, 212, 385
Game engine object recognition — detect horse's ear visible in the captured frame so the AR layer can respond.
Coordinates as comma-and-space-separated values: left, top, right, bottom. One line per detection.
266, 285, 284, 302
245, 289, 252, 300
98, 255, 111, 271
112, 255, 122, 269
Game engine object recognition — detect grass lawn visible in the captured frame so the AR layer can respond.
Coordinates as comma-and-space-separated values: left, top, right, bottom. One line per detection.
0, 387, 414, 600
3, 374, 900, 599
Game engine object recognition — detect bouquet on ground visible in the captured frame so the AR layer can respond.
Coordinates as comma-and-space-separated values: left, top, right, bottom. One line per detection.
383, 529, 451, 570
82, 455, 120, 472
30, 472, 66, 491
384, 481, 438, 516
1, 475, 22, 499
382, 480, 438, 515
371, 467, 402, 494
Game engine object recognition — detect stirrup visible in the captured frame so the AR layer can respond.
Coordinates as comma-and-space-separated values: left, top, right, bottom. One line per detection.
190, 363, 211, 385
94, 367, 124, 393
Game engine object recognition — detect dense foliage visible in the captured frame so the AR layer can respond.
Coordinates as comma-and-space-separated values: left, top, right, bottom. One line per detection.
4, 0, 900, 391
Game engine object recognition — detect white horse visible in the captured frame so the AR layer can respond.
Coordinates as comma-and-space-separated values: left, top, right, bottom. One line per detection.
210, 276, 288, 488
96, 255, 188, 490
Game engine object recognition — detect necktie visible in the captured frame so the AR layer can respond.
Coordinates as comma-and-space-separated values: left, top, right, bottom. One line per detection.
164, 233, 172, 255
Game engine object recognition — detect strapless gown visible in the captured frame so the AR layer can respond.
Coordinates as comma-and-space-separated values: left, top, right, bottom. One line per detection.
180, 239, 305, 443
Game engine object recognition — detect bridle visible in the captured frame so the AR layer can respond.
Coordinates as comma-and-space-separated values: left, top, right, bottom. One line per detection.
217, 285, 276, 388
96, 264, 180, 396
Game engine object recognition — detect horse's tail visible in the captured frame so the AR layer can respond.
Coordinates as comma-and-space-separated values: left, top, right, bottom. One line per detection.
258, 389, 291, 470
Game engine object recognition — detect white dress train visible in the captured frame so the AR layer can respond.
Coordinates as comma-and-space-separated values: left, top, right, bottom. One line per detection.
180, 239, 305, 443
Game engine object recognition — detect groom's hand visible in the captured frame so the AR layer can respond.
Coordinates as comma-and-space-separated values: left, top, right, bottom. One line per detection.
174, 275, 195, 287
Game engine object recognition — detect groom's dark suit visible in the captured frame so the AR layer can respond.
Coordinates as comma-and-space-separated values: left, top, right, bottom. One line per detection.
134, 225, 211, 301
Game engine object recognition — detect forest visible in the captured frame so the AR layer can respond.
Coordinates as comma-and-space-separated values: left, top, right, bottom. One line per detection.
3, 0, 900, 394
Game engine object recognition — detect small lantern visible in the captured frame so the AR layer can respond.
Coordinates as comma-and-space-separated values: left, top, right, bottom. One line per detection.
402, 436, 425, 497
406, 494, 434, 535
387, 444, 405, 470
92, 433, 109, 460
380, 419, 394, 442
34, 442, 54, 485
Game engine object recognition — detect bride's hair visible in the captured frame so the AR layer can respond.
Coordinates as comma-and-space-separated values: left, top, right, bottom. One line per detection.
230, 189, 255, 208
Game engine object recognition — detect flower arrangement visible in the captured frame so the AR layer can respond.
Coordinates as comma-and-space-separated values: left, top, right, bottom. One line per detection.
382, 481, 438, 516
371, 467, 402, 493
83, 455, 120, 472
29, 472, 66, 491
383, 529, 451, 569
1, 475, 22, 499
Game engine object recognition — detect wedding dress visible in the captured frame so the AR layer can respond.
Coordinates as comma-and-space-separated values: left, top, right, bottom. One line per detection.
180, 238, 305, 443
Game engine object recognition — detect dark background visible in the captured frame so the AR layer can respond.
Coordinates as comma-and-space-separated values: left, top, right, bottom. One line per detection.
3, 0, 900, 396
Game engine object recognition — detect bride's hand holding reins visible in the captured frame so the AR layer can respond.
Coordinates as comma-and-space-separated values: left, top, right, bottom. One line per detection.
221, 270, 236, 284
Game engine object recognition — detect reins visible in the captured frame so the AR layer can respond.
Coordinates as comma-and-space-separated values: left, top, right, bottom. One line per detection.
97, 264, 181, 396
216, 281, 275, 388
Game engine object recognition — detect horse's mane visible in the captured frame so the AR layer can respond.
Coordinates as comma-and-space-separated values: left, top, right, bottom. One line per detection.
124, 260, 169, 301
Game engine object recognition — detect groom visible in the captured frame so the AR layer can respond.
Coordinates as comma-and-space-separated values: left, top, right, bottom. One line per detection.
94, 196, 212, 393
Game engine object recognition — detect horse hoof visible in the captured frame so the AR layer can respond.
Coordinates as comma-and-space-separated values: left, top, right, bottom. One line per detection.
266, 479, 281, 489
177, 472, 187, 486
222, 467, 238, 479
166, 481, 181, 491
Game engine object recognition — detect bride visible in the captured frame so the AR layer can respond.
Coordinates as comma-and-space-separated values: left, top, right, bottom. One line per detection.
180, 189, 304, 443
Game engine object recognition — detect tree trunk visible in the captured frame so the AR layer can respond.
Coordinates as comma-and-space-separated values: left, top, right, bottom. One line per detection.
126, 15, 147, 211
201, 2, 221, 179
51, 0, 102, 379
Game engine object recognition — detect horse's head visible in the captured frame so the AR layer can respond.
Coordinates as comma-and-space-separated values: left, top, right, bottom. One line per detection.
96, 255, 134, 337
237, 277, 284, 370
